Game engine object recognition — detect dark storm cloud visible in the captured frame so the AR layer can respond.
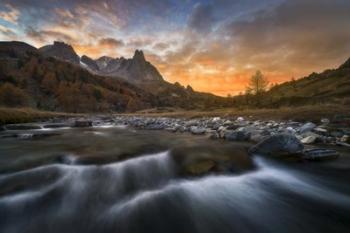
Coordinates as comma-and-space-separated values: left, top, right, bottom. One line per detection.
188, 3, 215, 33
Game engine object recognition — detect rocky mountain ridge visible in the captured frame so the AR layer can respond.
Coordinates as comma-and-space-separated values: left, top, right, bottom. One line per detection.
38, 41, 164, 84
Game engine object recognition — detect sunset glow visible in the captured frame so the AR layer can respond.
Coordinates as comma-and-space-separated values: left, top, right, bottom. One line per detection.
1, 0, 350, 96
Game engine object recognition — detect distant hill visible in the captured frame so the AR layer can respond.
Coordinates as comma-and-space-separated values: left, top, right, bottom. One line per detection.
232, 57, 350, 107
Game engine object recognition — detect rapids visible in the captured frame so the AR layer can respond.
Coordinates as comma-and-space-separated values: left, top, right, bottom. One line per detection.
0, 125, 350, 233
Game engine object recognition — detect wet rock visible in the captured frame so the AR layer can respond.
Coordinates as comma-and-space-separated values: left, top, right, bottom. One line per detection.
5, 124, 42, 130
171, 144, 254, 176
15, 132, 60, 139
301, 135, 318, 144
302, 148, 339, 161
190, 126, 206, 135
236, 117, 244, 122
43, 123, 71, 129
212, 117, 221, 123
299, 122, 316, 134
250, 133, 269, 143
74, 120, 93, 127
341, 135, 350, 143
224, 130, 250, 141
223, 120, 232, 126
320, 118, 330, 125
209, 131, 220, 140
313, 127, 327, 135
145, 123, 165, 130
336, 142, 350, 147
249, 134, 304, 160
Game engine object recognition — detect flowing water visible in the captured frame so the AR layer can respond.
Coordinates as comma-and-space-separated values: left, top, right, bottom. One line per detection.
0, 125, 350, 233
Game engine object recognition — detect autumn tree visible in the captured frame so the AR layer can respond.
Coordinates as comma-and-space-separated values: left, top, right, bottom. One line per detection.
246, 70, 269, 95
0, 83, 29, 107
41, 71, 58, 94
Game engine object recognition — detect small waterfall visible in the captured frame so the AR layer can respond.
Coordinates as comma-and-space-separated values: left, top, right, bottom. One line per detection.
0, 154, 350, 233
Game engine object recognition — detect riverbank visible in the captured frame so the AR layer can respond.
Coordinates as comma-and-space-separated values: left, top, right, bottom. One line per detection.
130, 104, 350, 122
1, 104, 350, 125
0, 107, 81, 125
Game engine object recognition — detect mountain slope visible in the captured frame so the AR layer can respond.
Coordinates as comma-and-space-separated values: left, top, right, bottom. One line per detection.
0, 41, 155, 112
36, 41, 231, 109
232, 57, 350, 107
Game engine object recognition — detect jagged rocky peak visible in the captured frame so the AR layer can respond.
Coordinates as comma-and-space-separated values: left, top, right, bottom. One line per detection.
96, 56, 114, 70
186, 85, 194, 92
81, 55, 99, 71
39, 41, 80, 64
133, 49, 146, 62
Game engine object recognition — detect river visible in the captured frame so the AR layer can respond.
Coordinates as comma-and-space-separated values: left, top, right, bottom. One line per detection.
0, 125, 350, 233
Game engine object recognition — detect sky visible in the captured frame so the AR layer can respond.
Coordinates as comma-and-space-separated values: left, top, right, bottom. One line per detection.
1, 0, 350, 96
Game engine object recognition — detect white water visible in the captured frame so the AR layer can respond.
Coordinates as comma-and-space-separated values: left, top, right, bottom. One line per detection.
0, 151, 350, 233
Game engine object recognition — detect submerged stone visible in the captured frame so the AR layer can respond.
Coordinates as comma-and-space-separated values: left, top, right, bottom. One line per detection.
302, 148, 339, 161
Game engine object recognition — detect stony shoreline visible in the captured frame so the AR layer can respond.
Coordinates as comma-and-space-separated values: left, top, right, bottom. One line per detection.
1, 115, 350, 161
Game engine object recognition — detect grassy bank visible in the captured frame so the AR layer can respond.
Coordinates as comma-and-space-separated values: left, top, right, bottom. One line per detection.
130, 104, 350, 122
1, 104, 349, 125
0, 107, 79, 125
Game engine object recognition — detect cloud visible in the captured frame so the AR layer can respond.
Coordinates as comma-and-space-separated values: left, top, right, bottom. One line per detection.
225, 0, 350, 73
187, 3, 214, 34
99, 38, 124, 48
0, 4, 20, 24
26, 27, 74, 44
1, 0, 350, 96
153, 42, 170, 51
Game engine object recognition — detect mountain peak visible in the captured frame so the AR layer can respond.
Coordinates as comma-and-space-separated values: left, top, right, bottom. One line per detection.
133, 50, 145, 62
39, 41, 80, 64
339, 57, 350, 69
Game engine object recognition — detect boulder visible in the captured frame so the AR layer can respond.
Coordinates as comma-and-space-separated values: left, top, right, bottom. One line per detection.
74, 120, 92, 127
171, 144, 254, 176
5, 124, 42, 130
320, 118, 330, 125
209, 131, 220, 140
301, 135, 318, 144
299, 122, 316, 134
224, 130, 250, 141
249, 134, 304, 159
302, 148, 339, 161
190, 126, 206, 135
313, 127, 328, 134
43, 123, 71, 129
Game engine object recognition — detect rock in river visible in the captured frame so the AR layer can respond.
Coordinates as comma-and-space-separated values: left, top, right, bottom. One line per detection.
302, 148, 339, 161
74, 120, 93, 127
190, 126, 206, 135
249, 134, 304, 160
224, 130, 250, 141
299, 122, 316, 134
